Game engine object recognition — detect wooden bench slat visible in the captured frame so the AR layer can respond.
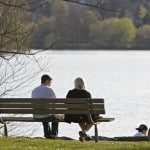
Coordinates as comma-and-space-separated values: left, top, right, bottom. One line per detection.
0, 117, 39, 122
0, 117, 64, 122
91, 104, 104, 109
0, 117, 115, 122
91, 110, 105, 114
95, 118, 115, 122
89, 99, 104, 103
0, 109, 89, 114
0, 98, 89, 104
0, 104, 89, 109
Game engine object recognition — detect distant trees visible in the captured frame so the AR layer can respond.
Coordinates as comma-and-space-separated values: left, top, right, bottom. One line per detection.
135, 25, 150, 49
89, 18, 136, 49
28, 0, 150, 49
30, 17, 52, 49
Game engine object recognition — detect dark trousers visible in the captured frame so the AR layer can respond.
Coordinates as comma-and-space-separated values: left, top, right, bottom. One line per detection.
34, 115, 59, 138
42, 122, 58, 138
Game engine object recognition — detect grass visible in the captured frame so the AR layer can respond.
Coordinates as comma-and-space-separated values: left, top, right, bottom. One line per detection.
0, 137, 150, 150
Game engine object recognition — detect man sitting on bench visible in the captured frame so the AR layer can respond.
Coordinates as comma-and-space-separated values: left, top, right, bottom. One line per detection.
32, 74, 63, 139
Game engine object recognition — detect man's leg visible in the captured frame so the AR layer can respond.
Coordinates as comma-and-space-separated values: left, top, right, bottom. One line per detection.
51, 122, 58, 136
42, 122, 51, 138
50, 114, 64, 136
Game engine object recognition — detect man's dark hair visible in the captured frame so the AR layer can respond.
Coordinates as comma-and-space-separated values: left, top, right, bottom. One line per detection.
41, 74, 52, 84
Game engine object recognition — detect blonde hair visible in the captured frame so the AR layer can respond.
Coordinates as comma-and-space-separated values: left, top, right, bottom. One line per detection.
74, 77, 85, 90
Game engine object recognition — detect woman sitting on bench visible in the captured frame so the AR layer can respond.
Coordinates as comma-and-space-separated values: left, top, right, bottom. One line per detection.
65, 77, 97, 142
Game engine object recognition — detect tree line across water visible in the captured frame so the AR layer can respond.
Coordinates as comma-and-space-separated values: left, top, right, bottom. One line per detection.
30, 0, 150, 50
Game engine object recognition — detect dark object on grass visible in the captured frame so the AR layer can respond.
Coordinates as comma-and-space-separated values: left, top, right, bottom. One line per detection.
113, 136, 150, 141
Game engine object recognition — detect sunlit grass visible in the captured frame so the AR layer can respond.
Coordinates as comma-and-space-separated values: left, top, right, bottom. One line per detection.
0, 137, 150, 150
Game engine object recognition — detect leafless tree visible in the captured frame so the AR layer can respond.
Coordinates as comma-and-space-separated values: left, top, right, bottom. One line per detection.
0, 9, 57, 137
0, 0, 56, 98
0, 0, 44, 55
0, 0, 57, 137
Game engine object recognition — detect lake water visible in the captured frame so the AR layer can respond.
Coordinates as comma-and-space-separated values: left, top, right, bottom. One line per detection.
1, 50, 150, 139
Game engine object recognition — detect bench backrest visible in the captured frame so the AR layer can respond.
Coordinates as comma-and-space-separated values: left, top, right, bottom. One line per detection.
0, 98, 105, 115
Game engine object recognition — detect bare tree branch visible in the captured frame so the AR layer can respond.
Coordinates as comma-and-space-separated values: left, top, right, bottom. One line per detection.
62, 0, 128, 12
0, 0, 43, 11
0, 0, 56, 98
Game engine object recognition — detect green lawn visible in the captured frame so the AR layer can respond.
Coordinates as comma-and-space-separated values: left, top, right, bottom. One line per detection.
0, 137, 150, 150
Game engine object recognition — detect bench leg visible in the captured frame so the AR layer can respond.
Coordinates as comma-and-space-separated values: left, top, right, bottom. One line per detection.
0, 119, 8, 137
94, 124, 98, 142
4, 123, 8, 137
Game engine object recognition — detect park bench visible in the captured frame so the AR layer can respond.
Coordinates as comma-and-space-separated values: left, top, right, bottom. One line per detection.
0, 98, 114, 142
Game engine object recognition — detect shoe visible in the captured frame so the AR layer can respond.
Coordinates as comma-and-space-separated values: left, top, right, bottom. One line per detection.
79, 131, 92, 141
79, 131, 86, 142
46, 135, 57, 139
79, 131, 87, 137
79, 136, 85, 142
85, 135, 93, 141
